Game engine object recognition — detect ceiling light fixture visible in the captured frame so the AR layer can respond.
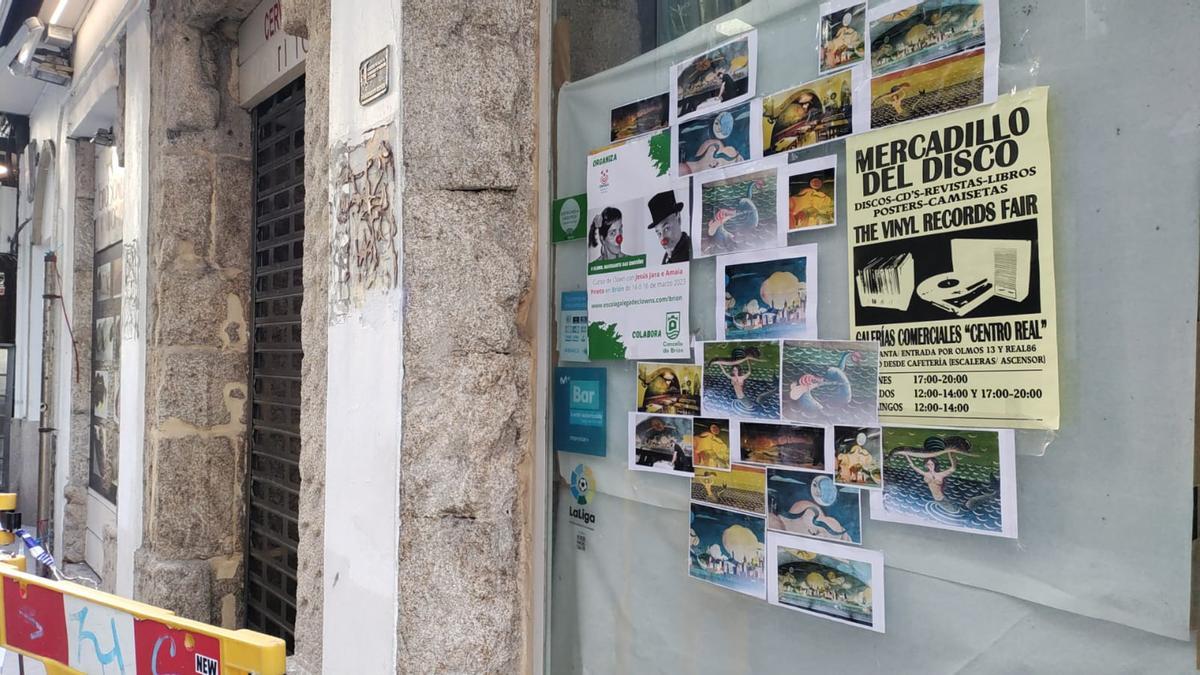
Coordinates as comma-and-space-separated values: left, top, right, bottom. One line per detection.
91, 127, 114, 147
49, 0, 70, 25
7, 17, 74, 86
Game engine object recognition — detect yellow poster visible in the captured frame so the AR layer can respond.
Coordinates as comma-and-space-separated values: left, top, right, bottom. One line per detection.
847, 87, 1059, 429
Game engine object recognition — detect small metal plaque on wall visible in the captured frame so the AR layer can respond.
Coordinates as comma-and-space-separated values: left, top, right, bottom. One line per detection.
359, 47, 390, 105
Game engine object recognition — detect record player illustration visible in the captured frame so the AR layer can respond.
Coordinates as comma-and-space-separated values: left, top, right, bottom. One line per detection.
916, 239, 1032, 316
917, 273, 994, 315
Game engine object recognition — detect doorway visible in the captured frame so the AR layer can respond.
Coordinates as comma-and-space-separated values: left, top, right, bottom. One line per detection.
246, 75, 305, 648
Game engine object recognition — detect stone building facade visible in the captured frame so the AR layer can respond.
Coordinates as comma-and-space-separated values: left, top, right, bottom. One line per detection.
0, 0, 544, 671
7, 1, 1200, 673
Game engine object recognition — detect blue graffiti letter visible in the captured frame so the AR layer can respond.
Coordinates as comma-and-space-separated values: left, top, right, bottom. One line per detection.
151, 635, 181, 675
18, 606, 43, 640
69, 606, 127, 673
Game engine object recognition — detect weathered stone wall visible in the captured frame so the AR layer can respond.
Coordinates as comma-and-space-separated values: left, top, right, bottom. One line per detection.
137, 0, 258, 626
64, 140, 95, 565
281, 0, 330, 671
398, 2, 538, 671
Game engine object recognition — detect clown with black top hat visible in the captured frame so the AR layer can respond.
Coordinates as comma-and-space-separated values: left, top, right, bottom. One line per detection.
647, 190, 690, 265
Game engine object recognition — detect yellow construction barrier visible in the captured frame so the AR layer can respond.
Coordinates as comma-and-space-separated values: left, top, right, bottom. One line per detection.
0, 563, 286, 674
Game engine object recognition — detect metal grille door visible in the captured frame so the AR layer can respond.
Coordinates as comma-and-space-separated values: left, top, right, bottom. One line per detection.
247, 77, 305, 648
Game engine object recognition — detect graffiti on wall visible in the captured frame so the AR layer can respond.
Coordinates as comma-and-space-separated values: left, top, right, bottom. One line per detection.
121, 240, 139, 340
330, 125, 399, 322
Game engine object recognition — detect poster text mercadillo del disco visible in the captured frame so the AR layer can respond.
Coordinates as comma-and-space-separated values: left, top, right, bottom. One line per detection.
847, 87, 1059, 429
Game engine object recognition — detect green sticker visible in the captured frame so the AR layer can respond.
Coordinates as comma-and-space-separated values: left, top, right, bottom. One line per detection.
552, 193, 587, 243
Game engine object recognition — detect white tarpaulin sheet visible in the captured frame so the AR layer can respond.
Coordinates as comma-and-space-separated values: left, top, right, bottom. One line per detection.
550, 0, 1199, 671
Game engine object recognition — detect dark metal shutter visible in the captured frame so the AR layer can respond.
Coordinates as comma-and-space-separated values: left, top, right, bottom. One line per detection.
247, 76, 305, 649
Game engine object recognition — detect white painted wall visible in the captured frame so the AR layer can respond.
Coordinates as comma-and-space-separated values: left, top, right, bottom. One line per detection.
51, 116, 82, 569
11, 143, 47, 526
11, 0, 145, 573
38, 88, 73, 563
321, 1, 403, 670
11, 253, 38, 421
15, 84, 68, 553
72, 0, 142, 86
0, 188, 17, 248
237, 0, 307, 108
13, 86, 62, 429
113, 4, 149, 599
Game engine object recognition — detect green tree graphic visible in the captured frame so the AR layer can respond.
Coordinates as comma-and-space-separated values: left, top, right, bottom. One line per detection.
648, 130, 671, 177
588, 322, 627, 360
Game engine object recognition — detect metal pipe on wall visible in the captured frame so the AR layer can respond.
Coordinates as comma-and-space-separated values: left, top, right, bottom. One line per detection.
35, 251, 57, 558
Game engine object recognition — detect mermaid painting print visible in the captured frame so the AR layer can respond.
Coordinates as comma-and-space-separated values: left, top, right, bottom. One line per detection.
781, 340, 879, 427
674, 102, 759, 178
701, 340, 782, 421
691, 161, 784, 258
868, 426, 1017, 537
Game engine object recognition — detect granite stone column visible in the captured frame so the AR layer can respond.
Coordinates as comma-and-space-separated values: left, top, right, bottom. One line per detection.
135, 0, 259, 626
397, 1, 539, 670
281, 0, 331, 670
64, 140, 94, 565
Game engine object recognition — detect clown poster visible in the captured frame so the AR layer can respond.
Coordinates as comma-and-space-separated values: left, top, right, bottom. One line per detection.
585, 130, 691, 360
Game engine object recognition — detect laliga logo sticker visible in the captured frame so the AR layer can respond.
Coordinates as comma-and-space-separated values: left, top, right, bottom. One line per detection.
570, 464, 596, 505
568, 464, 598, 528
